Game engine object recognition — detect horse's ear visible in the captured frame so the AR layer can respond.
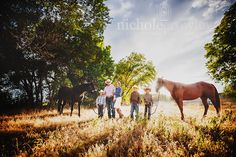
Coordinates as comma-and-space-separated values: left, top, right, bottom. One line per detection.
157, 76, 164, 84
157, 76, 163, 80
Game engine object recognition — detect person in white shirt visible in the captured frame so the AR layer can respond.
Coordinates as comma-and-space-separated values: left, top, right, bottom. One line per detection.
104, 79, 116, 118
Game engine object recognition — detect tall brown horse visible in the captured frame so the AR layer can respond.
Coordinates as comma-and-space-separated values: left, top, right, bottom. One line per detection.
57, 83, 97, 116
156, 78, 221, 120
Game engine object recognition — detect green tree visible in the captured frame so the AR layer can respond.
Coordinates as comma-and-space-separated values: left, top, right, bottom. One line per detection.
205, 2, 236, 97
0, 0, 113, 107
113, 52, 157, 102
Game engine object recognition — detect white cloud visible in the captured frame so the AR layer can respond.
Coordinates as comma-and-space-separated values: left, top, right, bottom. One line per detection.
104, 0, 230, 93
203, 0, 231, 17
192, 0, 208, 8
107, 0, 134, 18
192, 0, 231, 18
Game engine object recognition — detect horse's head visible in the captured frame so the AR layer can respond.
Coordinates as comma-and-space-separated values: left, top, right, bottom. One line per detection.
156, 78, 164, 92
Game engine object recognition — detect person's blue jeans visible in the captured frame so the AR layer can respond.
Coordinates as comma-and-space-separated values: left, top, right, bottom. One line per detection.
106, 97, 115, 118
144, 104, 151, 119
130, 102, 139, 119
98, 105, 104, 118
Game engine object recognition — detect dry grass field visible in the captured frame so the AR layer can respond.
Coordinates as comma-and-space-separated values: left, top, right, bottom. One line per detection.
0, 100, 236, 157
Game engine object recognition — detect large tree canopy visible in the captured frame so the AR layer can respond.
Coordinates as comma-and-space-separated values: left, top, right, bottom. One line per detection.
113, 52, 157, 102
0, 0, 114, 107
205, 2, 236, 97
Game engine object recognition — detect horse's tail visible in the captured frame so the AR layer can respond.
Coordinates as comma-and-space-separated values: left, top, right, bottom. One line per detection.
213, 85, 221, 115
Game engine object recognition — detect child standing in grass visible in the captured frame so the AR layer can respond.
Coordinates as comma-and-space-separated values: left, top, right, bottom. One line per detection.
96, 90, 106, 118
130, 85, 141, 120
144, 87, 153, 120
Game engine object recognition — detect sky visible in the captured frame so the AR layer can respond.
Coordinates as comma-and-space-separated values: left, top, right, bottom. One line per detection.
104, 0, 235, 94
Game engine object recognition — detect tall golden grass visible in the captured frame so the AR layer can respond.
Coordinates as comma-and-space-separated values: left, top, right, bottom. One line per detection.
0, 101, 235, 157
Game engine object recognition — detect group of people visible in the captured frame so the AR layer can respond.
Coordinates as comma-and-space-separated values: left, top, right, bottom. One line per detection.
95, 79, 153, 120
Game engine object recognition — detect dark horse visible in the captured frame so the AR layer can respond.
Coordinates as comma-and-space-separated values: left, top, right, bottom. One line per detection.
156, 78, 221, 120
57, 83, 97, 116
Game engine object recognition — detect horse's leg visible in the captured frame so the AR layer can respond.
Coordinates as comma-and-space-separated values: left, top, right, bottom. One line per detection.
58, 99, 62, 114
78, 100, 81, 117
176, 99, 184, 120
70, 100, 74, 116
61, 100, 66, 114
201, 97, 209, 118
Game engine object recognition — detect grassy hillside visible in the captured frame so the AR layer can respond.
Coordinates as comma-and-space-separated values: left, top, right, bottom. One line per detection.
0, 101, 236, 156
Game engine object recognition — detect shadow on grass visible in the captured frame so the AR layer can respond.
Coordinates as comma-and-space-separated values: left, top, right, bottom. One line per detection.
60, 132, 110, 157
0, 117, 95, 156
106, 122, 146, 157
183, 112, 236, 157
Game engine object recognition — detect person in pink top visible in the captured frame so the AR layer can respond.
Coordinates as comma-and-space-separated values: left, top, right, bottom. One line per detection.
104, 79, 116, 118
